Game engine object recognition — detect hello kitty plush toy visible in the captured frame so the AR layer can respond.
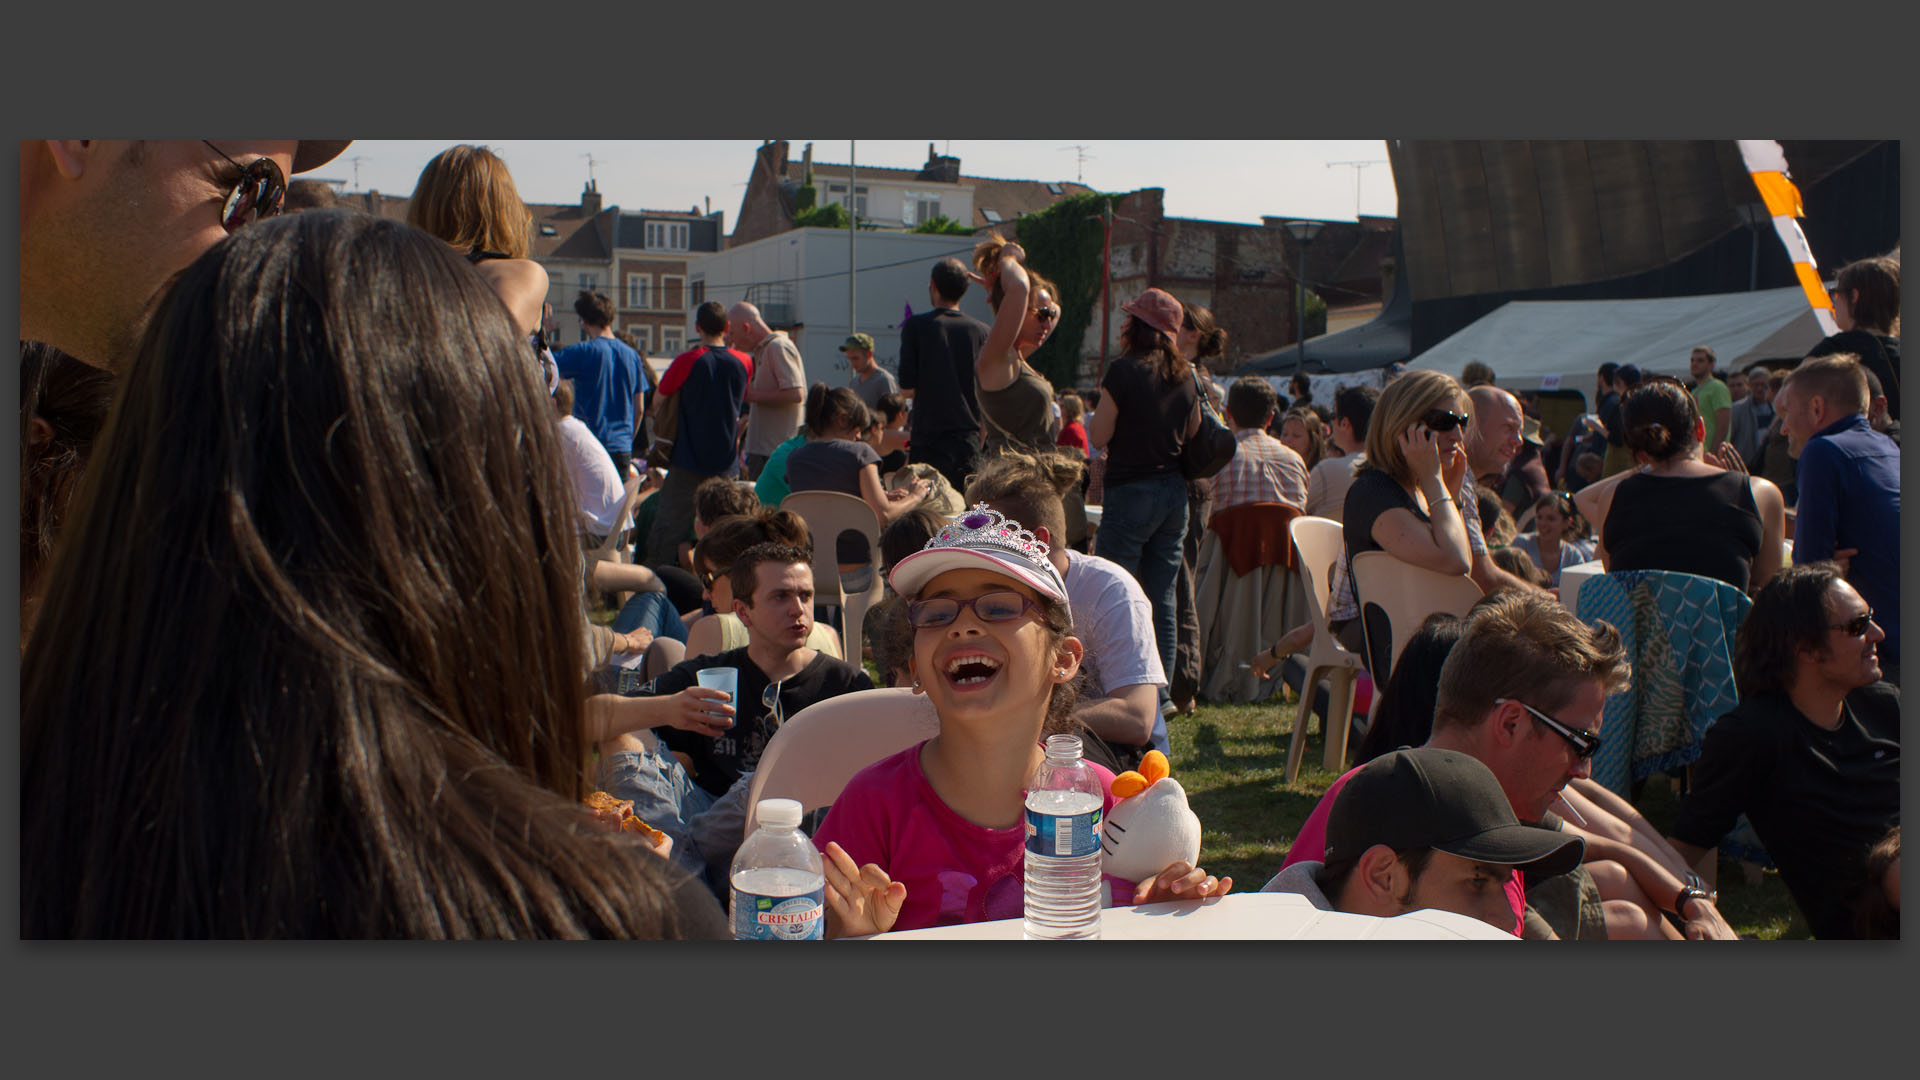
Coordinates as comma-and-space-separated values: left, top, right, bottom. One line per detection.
1098, 750, 1203, 906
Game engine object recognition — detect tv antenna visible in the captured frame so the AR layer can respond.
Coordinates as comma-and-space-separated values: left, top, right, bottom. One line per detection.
1327, 160, 1387, 218
348, 155, 369, 191
581, 152, 602, 184
1058, 144, 1094, 183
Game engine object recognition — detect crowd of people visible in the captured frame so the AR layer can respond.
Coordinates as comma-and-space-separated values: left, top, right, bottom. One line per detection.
16, 138, 1899, 940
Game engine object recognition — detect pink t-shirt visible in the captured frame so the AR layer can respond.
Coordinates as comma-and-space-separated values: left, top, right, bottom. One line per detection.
1280, 764, 1525, 937
814, 741, 1132, 932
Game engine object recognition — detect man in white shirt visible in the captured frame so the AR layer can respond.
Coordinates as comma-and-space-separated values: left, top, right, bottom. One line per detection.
1304, 384, 1377, 522
967, 456, 1169, 770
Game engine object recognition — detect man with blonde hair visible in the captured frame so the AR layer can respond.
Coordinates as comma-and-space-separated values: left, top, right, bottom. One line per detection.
1271, 590, 1735, 939
1776, 353, 1899, 684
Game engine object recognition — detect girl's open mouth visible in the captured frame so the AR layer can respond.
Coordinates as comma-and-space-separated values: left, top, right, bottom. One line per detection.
943, 653, 1003, 689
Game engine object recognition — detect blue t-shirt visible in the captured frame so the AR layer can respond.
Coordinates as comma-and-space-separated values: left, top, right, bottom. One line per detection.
1792, 414, 1900, 665
555, 336, 647, 454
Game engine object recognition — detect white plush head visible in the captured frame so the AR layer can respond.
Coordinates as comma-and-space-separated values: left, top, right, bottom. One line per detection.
1100, 765, 1202, 884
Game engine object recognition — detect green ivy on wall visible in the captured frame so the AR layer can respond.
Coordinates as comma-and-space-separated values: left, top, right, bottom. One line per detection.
1013, 191, 1119, 391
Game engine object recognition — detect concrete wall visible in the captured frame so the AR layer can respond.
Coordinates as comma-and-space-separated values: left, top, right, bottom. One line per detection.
688, 228, 995, 387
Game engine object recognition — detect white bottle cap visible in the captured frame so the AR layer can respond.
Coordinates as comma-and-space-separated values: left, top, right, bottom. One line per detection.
755, 798, 803, 829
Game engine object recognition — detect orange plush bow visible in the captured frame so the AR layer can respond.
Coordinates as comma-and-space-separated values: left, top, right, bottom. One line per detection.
1110, 750, 1170, 799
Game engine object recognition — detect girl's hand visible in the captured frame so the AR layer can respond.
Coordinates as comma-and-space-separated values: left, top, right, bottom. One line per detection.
822, 841, 906, 938
1398, 425, 1443, 482
1133, 861, 1233, 905
1709, 443, 1748, 476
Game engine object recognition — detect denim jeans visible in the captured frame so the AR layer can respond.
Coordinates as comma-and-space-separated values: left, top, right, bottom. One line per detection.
603, 746, 716, 879
1094, 471, 1190, 685
611, 590, 688, 643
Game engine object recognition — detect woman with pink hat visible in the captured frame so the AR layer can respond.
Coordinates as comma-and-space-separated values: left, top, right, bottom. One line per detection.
812, 505, 1231, 936
1087, 288, 1202, 732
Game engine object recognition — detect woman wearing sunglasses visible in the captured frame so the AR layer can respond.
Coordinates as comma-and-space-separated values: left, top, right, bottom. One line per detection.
1324, 370, 1476, 658
20, 211, 724, 938
407, 144, 550, 340
970, 234, 1064, 456
813, 506, 1231, 936
1572, 375, 1785, 594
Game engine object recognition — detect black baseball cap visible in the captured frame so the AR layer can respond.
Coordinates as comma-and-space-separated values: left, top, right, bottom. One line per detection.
1324, 748, 1584, 878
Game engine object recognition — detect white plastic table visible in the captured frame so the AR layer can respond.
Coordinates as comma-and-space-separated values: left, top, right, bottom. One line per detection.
1559, 560, 1605, 615
861, 891, 1514, 941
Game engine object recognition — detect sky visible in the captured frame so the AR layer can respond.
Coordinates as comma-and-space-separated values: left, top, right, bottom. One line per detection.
308, 140, 1400, 227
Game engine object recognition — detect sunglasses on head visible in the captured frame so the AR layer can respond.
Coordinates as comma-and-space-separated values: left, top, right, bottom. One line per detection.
906, 590, 1039, 629
1830, 610, 1876, 637
1422, 408, 1469, 432
203, 140, 286, 234
1497, 697, 1601, 760
1034, 307, 1060, 322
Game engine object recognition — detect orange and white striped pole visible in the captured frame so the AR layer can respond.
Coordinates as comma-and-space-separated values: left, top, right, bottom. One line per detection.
1736, 140, 1839, 336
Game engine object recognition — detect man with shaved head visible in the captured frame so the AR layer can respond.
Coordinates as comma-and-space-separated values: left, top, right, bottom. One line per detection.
729, 302, 806, 480
21, 138, 350, 371
1463, 384, 1548, 594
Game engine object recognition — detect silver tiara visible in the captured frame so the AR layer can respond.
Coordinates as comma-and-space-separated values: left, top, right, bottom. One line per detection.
927, 503, 1052, 565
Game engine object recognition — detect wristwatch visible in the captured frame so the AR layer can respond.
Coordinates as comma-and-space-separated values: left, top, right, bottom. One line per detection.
1673, 884, 1714, 917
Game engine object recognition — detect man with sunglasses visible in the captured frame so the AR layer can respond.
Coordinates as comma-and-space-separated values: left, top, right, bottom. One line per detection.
1271, 591, 1736, 938
1669, 564, 1898, 938
590, 542, 872, 891
21, 139, 350, 373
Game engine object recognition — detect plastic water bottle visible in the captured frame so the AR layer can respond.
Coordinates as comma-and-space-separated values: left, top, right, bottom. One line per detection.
1023, 734, 1104, 940
729, 798, 826, 941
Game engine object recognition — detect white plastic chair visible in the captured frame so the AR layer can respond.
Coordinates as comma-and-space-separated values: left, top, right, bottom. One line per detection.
1349, 550, 1484, 734
746, 687, 940, 815
781, 490, 885, 650
1283, 517, 1369, 783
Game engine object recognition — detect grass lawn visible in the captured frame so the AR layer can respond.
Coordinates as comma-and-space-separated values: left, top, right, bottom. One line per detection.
1167, 689, 1810, 939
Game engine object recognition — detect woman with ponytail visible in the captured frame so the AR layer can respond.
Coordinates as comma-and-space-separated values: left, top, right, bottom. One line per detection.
784, 381, 932, 592
1574, 375, 1785, 593
1088, 288, 1203, 687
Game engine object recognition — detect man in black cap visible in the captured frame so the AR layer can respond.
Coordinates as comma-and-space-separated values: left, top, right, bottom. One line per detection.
1263, 747, 1585, 931
20, 138, 351, 372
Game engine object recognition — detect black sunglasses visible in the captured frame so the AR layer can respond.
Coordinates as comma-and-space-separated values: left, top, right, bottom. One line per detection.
1422, 408, 1469, 432
1034, 307, 1060, 322
762, 679, 786, 729
203, 140, 286, 234
1830, 610, 1876, 637
1498, 697, 1601, 760
906, 590, 1039, 629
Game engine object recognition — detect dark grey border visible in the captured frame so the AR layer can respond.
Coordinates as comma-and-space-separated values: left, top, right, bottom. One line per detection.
7, 4, 1912, 1073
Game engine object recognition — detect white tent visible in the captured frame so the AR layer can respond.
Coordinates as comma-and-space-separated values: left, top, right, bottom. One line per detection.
1410, 285, 1828, 407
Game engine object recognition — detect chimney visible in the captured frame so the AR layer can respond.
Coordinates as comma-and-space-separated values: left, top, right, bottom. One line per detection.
581, 178, 601, 215
918, 148, 961, 184
801, 142, 813, 180
705, 196, 711, 215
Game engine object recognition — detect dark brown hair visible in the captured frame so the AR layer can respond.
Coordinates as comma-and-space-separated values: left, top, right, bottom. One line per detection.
1121, 315, 1191, 383
1833, 253, 1899, 333
694, 508, 813, 575
803, 380, 870, 437
1620, 375, 1701, 461
21, 211, 701, 938
1227, 377, 1279, 430
20, 341, 117, 649
694, 474, 760, 527
729, 541, 813, 604
1183, 303, 1228, 362
573, 289, 615, 328
1733, 562, 1848, 696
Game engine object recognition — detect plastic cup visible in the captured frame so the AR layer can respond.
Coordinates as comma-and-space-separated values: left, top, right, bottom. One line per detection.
696, 667, 738, 728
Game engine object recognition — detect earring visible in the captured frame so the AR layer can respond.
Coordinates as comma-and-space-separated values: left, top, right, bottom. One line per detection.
911, 678, 921, 691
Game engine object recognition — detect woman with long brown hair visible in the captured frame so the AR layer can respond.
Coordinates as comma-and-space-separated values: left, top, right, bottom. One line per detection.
20, 211, 724, 938
1089, 288, 1202, 702
970, 234, 1062, 454
407, 144, 550, 340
